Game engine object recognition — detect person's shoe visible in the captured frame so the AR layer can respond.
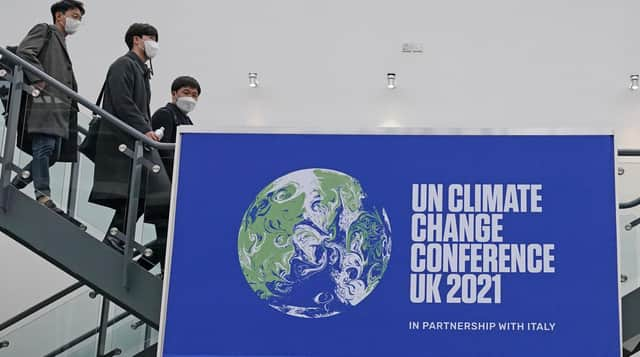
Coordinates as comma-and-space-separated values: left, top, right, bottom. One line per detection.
103, 235, 125, 254
136, 255, 157, 270
10, 175, 29, 190
38, 196, 64, 214
37, 196, 87, 231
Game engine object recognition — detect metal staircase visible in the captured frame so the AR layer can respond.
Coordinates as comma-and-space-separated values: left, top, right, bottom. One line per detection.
0, 185, 162, 328
0, 45, 174, 356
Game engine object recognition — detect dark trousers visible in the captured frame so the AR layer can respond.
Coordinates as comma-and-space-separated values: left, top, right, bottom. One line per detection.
106, 199, 168, 270
17, 134, 62, 199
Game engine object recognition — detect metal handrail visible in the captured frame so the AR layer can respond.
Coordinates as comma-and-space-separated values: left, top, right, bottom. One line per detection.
619, 150, 640, 157
621, 198, 640, 210
618, 149, 640, 209
625, 217, 640, 231
0, 282, 84, 333
618, 150, 640, 209
0, 46, 174, 151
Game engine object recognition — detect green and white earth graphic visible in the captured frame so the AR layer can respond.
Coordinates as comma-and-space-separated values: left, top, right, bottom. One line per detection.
238, 168, 392, 318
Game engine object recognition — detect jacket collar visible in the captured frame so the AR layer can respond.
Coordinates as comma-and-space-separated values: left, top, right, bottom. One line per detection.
166, 103, 193, 125
126, 51, 146, 67
49, 24, 71, 63
125, 51, 152, 79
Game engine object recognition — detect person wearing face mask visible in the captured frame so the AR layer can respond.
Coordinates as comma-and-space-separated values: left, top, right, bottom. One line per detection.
12, 0, 85, 227
89, 23, 171, 268
151, 76, 201, 179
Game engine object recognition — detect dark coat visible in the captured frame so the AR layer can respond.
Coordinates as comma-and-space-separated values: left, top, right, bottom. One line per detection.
88, 52, 170, 223
17, 23, 78, 162
151, 103, 192, 179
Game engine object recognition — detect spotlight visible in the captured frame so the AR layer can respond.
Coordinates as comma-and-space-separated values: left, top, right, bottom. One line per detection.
630, 74, 639, 91
387, 73, 396, 89
249, 72, 258, 88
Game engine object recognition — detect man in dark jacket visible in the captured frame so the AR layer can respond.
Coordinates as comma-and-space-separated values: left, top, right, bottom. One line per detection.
89, 23, 171, 269
151, 76, 201, 179
12, 0, 84, 216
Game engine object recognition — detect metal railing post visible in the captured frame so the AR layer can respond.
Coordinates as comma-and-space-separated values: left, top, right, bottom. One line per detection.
66, 133, 85, 216
143, 324, 151, 348
67, 160, 80, 216
0, 65, 23, 212
96, 297, 110, 357
123, 140, 144, 289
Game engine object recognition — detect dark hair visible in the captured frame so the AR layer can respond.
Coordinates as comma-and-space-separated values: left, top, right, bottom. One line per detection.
124, 23, 159, 50
50, 0, 85, 23
172, 76, 202, 95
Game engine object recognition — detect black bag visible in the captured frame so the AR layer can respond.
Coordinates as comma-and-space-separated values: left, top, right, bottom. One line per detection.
0, 46, 18, 117
78, 81, 106, 162
1, 48, 31, 155
1, 48, 30, 154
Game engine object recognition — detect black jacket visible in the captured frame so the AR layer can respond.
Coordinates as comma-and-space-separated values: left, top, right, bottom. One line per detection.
151, 102, 192, 179
89, 52, 170, 223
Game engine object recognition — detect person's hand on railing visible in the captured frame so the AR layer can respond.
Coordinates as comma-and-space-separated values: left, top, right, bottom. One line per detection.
144, 131, 160, 142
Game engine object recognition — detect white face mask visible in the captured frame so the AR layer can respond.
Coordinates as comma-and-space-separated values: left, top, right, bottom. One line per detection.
143, 40, 160, 59
64, 17, 81, 35
176, 96, 197, 113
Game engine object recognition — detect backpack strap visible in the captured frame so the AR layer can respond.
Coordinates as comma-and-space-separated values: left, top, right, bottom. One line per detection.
36, 23, 54, 62
89, 79, 107, 119
154, 105, 178, 125
166, 105, 179, 125
96, 81, 106, 107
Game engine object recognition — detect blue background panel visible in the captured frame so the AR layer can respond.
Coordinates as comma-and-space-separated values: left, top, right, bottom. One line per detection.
162, 134, 619, 357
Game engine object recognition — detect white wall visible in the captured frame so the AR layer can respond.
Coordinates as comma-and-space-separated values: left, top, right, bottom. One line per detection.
0, 237, 74, 322
5, 1, 640, 135
1, 0, 640, 336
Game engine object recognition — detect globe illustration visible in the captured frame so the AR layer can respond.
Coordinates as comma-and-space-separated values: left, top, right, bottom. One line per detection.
238, 168, 392, 318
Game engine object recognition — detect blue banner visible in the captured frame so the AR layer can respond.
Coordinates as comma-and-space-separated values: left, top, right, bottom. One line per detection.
160, 133, 620, 357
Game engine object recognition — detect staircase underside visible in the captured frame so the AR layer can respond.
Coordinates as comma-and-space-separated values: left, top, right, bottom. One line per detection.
0, 186, 162, 328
